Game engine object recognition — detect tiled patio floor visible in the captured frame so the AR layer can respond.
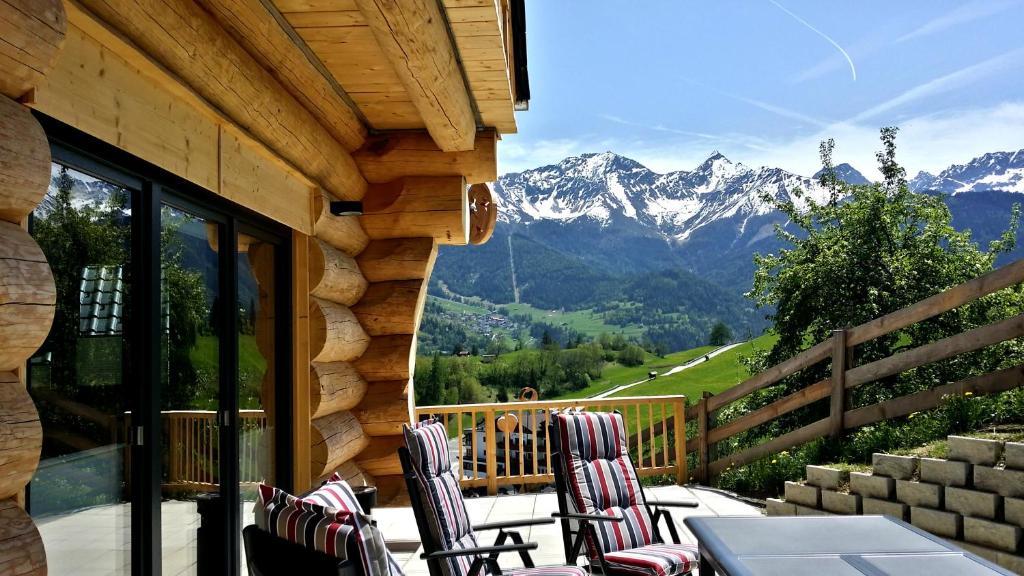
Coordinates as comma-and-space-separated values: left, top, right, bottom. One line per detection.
376, 485, 762, 575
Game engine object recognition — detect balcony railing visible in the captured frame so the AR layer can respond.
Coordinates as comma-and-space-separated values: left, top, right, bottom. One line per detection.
415, 395, 688, 494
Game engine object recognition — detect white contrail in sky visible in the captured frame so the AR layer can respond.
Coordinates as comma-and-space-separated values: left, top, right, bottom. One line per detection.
767, 0, 857, 81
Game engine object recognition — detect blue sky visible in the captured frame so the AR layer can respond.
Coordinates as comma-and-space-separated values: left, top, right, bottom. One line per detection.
499, 1, 1024, 180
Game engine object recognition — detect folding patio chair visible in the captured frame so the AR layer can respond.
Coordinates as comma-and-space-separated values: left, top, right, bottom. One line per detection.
549, 410, 700, 576
400, 420, 588, 576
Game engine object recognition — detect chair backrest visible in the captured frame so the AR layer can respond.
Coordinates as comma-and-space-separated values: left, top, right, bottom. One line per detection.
401, 420, 482, 576
550, 411, 656, 560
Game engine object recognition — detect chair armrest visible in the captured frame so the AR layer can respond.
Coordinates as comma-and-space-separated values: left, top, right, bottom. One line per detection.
473, 517, 555, 531
551, 512, 624, 523
421, 543, 538, 560
650, 500, 699, 508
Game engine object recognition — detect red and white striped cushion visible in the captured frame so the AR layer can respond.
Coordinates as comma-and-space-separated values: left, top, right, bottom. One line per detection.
555, 412, 656, 559
602, 544, 698, 576
505, 567, 589, 576
254, 484, 355, 559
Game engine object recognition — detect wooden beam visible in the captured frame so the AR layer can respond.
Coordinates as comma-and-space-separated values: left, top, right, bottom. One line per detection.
353, 130, 497, 184
356, 238, 438, 283
355, 435, 404, 476
0, 0, 66, 100
75, 0, 368, 200
310, 410, 370, 480
309, 238, 368, 306
310, 361, 369, 419
0, 223, 55, 372
0, 498, 46, 574
292, 230, 312, 492
354, 0, 477, 152
0, 97, 51, 223
309, 298, 370, 363
352, 281, 425, 336
313, 192, 371, 256
0, 372, 41, 501
354, 334, 416, 382
353, 380, 409, 436
361, 177, 468, 244
195, 0, 367, 151
468, 183, 497, 245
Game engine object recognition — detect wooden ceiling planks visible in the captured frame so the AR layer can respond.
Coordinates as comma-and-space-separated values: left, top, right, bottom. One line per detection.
272, 0, 518, 136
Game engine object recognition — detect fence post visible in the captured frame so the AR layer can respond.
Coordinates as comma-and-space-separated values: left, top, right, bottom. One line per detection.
673, 398, 687, 485
830, 329, 847, 438
485, 408, 498, 495
697, 394, 709, 484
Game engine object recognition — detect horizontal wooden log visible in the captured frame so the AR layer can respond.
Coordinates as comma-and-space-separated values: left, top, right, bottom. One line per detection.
353, 380, 410, 436
708, 418, 830, 477
0, 372, 41, 501
847, 259, 1024, 347
195, 0, 366, 150
468, 183, 497, 245
309, 298, 370, 363
353, 130, 497, 184
845, 364, 1024, 429
309, 238, 368, 307
76, 0, 368, 201
373, 474, 409, 506
354, 334, 416, 382
310, 410, 370, 480
310, 361, 369, 419
0, 223, 55, 372
354, 0, 475, 152
352, 281, 424, 336
318, 460, 376, 489
707, 379, 831, 445
313, 192, 370, 256
0, 97, 51, 223
355, 434, 404, 476
846, 313, 1024, 389
361, 176, 468, 244
707, 339, 831, 412
356, 238, 438, 283
0, 0, 66, 100
0, 498, 46, 575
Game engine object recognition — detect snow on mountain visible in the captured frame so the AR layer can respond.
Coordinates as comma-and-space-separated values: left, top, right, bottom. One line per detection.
909, 149, 1024, 194
494, 151, 828, 243
814, 163, 870, 185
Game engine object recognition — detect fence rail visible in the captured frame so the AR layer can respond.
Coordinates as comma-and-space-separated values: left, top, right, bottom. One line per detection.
415, 395, 687, 494
688, 258, 1024, 482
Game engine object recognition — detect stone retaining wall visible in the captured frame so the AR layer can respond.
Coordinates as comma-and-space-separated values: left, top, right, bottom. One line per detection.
767, 435, 1024, 573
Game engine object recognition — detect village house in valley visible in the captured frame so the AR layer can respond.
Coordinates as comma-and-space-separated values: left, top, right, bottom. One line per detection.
0, 0, 525, 573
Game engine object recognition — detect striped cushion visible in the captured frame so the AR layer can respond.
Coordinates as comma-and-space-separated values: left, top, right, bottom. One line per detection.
555, 411, 655, 560
505, 567, 589, 576
254, 484, 355, 559
306, 473, 364, 512
602, 544, 698, 576
404, 420, 478, 576
305, 476, 399, 576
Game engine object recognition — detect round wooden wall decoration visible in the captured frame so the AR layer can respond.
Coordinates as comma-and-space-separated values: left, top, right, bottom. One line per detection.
517, 387, 538, 402
468, 183, 497, 245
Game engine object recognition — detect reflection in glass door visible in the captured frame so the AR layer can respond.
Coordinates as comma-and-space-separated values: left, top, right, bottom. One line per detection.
28, 164, 133, 575
160, 204, 221, 576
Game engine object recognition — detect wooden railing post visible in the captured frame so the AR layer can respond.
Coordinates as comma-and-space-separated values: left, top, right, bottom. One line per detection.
697, 393, 709, 484
485, 408, 497, 495
830, 329, 847, 438
673, 398, 687, 485
168, 414, 179, 484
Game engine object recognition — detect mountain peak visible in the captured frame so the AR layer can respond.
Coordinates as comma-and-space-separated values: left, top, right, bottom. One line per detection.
559, 151, 646, 178
813, 163, 870, 185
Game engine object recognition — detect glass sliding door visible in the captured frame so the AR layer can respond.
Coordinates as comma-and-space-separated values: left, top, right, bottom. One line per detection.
28, 163, 134, 575
159, 204, 222, 576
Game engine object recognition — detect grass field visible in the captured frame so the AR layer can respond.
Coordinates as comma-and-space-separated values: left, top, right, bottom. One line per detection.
611, 333, 778, 402
502, 303, 645, 339
430, 296, 492, 315
555, 345, 717, 399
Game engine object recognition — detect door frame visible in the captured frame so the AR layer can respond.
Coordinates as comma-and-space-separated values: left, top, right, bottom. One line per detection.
31, 114, 294, 576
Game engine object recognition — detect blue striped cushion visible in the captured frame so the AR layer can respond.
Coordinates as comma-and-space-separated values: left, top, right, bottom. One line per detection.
555, 411, 655, 559
404, 420, 477, 576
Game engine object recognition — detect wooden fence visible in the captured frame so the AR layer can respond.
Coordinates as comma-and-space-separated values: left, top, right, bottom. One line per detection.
683, 258, 1024, 482
160, 409, 269, 491
415, 395, 688, 494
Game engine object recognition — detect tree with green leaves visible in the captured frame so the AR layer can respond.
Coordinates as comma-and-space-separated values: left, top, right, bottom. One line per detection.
709, 322, 732, 346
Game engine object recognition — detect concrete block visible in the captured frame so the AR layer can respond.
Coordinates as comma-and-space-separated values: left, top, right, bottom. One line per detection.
896, 480, 943, 509
794, 504, 832, 516
911, 506, 963, 539
766, 498, 796, 516
805, 465, 847, 490
873, 453, 918, 480
975, 466, 1024, 498
964, 517, 1023, 553
920, 457, 971, 487
948, 435, 1004, 466
784, 481, 821, 508
862, 497, 908, 521
850, 472, 895, 499
1005, 442, 1024, 470
1004, 498, 1024, 528
821, 490, 861, 515
945, 486, 1002, 520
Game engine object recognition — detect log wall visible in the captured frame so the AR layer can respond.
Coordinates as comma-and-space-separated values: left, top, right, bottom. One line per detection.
0, 2, 66, 572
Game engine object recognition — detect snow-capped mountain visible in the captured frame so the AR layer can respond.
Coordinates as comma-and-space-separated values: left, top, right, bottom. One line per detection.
909, 149, 1024, 194
495, 151, 831, 244
814, 163, 870, 185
